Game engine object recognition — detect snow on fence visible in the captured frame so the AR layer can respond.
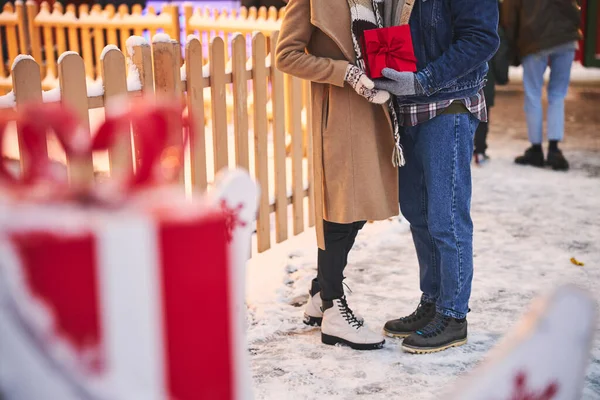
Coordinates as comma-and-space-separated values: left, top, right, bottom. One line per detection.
0, 32, 313, 254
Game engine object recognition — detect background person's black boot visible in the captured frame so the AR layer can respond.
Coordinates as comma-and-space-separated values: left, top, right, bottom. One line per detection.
515, 145, 544, 167
546, 141, 569, 171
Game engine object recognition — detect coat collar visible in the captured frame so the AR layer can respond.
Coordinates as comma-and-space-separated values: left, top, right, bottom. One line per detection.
310, 0, 356, 62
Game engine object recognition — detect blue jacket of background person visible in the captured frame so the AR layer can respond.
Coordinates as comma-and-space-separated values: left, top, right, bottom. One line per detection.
396, 0, 501, 106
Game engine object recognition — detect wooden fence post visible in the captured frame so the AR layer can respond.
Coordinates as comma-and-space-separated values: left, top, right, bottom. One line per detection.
58, 53, 94, 185
147, 6, 158, 39
231, 33, 249, 171
286, 73, 304, 235
15, 1, 28, 54
304, 79, 315, 228
4, 4, 20, 65
127, 37, 153, 168
128, 37, 153, 94
66, 4, 80, 54
52, 3, 67, 59
166, 4, 181, 44
79, 5, 94, 79
12, 57, 45, 173
269, 32, 288, 243
132, 4, 143, 36
105, 5, 118, 48
39, 2, 56, 79
152, 35, 182, 146
91, 4, 105, 79
102, 47, 132, 175
152, 35, 184, 185
185, 36, 207, 192
118, 4, 130, 52
183, 3, 194, 38
209, 36, 228, 173
26, 1, 41, 67
252, 32, 270, 252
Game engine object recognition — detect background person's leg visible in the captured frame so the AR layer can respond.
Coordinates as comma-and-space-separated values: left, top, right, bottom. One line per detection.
517, 53, 548, 166
546, 49, 575, 170
474, 106, 490, 162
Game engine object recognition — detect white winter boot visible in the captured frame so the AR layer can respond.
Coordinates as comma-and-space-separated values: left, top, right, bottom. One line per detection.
321, 297, 385, 350
303, 291, 325, 326
304, 291, 364, 327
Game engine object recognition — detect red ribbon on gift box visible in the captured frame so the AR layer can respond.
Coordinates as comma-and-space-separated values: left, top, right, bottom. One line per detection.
363, 25, 417, 79
0, 99, 189, 202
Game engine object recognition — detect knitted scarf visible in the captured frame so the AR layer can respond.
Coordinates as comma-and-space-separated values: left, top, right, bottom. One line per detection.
346, 0, 404, 167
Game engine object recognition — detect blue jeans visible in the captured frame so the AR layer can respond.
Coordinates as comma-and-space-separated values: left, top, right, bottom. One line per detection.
522, 47, 575, 144
400, 112, 480, 319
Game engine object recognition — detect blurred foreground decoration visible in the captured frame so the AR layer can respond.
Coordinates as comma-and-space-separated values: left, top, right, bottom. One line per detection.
448, 285, 596, 400
0, 100, 257, 400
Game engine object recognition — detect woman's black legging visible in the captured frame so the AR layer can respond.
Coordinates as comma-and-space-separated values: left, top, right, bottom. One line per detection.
312, 220, 366, 301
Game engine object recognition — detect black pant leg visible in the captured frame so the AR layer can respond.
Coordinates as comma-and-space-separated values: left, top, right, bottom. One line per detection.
317, 220, 366, 301
474, 107, 490, 154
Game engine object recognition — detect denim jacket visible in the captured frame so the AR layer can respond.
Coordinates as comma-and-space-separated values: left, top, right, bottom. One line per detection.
397, 0, 500, 105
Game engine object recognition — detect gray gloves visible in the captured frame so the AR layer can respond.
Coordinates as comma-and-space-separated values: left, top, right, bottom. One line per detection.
345, 65, 391, 104
374, 68, 424, 96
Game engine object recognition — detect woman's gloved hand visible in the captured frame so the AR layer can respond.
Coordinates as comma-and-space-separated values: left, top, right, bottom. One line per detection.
374, 68, 425, 96
344, 65, 390, 104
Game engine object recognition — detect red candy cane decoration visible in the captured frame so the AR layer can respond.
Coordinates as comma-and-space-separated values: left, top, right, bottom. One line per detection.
0, 98, 187, 201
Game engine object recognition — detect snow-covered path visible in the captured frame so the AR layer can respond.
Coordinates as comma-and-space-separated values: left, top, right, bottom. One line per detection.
245, 85, 600, 399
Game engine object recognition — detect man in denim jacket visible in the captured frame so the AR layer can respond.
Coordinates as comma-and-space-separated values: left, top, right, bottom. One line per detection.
375, 0, 499, 354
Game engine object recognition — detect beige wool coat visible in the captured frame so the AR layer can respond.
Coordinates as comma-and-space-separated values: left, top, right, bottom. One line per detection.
275, 0, 399, 249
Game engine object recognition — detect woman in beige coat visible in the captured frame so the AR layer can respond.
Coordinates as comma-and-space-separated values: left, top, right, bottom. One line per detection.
275, 0, 399, 350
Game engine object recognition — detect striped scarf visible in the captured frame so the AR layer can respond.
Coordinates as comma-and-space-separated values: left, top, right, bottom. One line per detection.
346, 0, 404, 167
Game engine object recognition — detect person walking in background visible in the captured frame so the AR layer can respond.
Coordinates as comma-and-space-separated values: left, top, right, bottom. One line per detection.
503, 0, 582, 171
375, 0, 499, 353
474, 0, 510, 165
276, 0, 399, 351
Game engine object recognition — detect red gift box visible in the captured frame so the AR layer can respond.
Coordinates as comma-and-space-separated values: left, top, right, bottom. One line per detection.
0, 101, 258, 400
0, 204, 232, 400
362, 25, 417, 79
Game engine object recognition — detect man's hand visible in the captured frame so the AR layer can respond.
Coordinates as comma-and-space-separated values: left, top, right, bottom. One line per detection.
374, 68, 424, 96
345, 65, 390, 104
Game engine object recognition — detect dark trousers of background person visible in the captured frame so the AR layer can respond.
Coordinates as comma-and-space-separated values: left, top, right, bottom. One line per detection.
474, 106, 490, 155
311, 220, 366, 301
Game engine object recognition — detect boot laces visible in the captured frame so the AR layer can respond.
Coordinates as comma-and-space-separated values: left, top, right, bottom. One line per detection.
416, 313, 450, 338
400, 301, 431, 323
338, 297, 362, 329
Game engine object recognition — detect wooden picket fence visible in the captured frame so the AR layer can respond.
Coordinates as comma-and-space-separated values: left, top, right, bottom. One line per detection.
0, 32, 313, 254
0, 1, 285, 92
184, 4, 283, 59
26, 1, 180, 82
0, 2, 28, 89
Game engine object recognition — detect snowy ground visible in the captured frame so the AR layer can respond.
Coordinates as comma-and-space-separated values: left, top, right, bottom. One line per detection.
245, 85, 600, 399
